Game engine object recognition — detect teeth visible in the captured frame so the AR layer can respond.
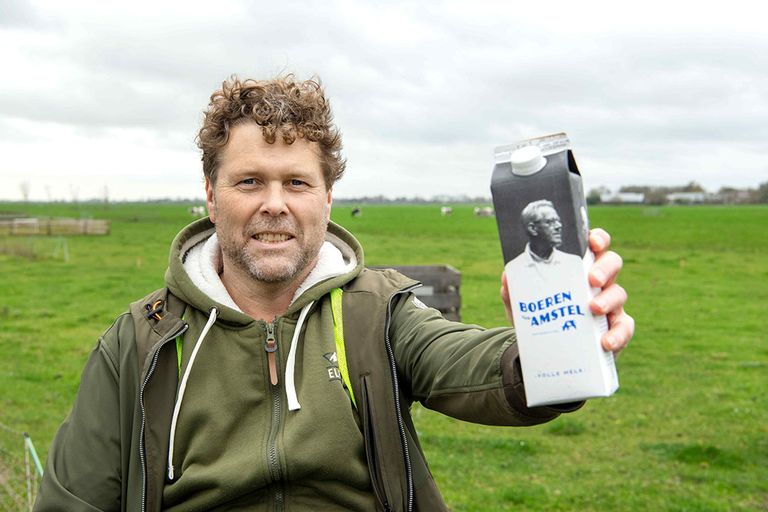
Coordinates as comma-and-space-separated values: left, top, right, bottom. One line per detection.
255, 233, 291, 243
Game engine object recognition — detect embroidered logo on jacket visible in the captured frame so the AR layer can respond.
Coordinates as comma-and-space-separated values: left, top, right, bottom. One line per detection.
323, 352, 341, 381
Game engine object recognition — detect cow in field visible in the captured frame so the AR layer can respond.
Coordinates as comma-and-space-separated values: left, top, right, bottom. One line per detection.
473, 207, 494, 217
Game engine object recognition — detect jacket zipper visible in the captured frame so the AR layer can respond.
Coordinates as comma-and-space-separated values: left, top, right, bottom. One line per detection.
385, 285, 420, 512
265, 321, 284, 510
140, 322, 188, 512
265, 321, 279, 385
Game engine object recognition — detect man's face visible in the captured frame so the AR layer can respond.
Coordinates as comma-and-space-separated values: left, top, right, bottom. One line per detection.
532, 206, 563, 247
206, 122, 332, 285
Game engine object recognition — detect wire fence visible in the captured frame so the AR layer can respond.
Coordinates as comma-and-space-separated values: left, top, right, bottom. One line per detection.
0, 422, 42, 512
0, 217, 110, 236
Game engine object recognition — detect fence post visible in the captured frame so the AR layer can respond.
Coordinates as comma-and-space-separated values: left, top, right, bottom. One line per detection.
23, 432, 43, 510
24, 436, 32, 512
24, 433, 43, 477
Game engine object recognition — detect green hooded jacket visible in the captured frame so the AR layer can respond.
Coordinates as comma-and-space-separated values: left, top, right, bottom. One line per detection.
35, 219, 579, 511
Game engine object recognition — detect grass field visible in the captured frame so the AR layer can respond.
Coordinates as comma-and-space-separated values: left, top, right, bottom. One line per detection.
1, 202, 766, 510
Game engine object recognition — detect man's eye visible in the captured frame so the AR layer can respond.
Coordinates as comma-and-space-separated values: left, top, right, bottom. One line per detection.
290, 179, 306, 187
240, 178, 256, 186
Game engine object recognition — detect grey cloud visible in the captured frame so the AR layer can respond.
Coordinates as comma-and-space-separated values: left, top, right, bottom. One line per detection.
345, 31, 768, 153
2, 1, 767, 200
0, 0, 43, 27
0, 2, 377, 132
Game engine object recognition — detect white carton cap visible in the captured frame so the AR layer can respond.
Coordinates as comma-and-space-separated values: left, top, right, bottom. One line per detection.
510, 145, 547, 176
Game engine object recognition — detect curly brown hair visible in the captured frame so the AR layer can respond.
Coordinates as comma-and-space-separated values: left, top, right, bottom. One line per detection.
196, 75, 346, 188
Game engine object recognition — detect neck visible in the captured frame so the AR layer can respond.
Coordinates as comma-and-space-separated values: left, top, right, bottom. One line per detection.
219, 260, 315, 322
529, 239, 555, 260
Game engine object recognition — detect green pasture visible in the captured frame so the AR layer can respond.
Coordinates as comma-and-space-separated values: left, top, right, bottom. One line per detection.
1, 202, 766, 510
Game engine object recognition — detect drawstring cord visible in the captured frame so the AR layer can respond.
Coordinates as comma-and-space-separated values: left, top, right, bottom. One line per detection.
285, 301, 315, 411
167, 306, 218, 481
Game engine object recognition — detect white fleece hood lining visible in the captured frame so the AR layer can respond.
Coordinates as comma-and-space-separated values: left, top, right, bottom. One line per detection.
182, 232, 356, 310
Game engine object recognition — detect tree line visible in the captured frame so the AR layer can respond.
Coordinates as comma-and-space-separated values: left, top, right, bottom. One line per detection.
587, 181, 768, 205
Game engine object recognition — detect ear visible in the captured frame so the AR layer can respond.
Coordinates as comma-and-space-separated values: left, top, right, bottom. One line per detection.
205, 177, 216, 223
325, 187, 333, 223
525, 221, 538, 237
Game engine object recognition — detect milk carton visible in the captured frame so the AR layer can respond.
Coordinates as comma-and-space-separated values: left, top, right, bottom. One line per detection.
490, 133, 618, 407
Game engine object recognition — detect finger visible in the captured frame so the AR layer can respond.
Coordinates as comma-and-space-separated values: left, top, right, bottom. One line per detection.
589, 250, 623, 288
590, 283, 628, 315
601, 310, 635, 354
500, 271, 513, 323
589, 228, 611, 254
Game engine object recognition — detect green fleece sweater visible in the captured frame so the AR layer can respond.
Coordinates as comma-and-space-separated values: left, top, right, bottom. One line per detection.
35, 219, 578, 511
163, 275, 374, 508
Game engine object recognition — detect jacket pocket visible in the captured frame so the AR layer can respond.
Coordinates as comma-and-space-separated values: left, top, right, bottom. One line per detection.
361, 375, 391, 511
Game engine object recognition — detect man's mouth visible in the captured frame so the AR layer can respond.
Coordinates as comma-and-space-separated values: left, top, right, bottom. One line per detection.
253, 232, 293, 243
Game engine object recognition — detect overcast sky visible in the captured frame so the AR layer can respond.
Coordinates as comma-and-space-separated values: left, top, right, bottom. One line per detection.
1, 0, 766, 201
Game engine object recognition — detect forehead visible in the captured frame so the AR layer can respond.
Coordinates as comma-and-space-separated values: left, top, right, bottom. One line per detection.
218, 122, 322, 176
536, 206, 559, 220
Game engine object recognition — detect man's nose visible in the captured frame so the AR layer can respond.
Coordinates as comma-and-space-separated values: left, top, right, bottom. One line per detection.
259, 183, 288, 215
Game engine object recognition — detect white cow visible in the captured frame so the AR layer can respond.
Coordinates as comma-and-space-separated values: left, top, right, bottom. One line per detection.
189, 205, 207, 217
474, 207, 494, 217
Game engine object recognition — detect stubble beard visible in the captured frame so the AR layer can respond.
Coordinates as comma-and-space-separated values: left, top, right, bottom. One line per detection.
218, 218, 325, 285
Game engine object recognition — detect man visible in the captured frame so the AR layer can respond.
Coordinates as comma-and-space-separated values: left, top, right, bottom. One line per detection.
35, 76, 633, 511
504, 199, 588, 282
514, 199, 577, 263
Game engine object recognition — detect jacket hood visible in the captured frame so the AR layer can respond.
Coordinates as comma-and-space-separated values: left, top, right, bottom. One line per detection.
164, 218, 364, 325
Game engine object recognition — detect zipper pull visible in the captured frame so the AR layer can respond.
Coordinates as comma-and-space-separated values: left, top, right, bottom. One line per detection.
265, 322, 278, 386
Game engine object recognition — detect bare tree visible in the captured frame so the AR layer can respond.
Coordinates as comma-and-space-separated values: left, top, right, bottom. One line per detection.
20, 181, 31, 202
69, 184, 79, 204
